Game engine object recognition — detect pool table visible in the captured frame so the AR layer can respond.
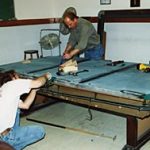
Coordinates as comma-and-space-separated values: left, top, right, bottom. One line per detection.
0, 56, 149, 150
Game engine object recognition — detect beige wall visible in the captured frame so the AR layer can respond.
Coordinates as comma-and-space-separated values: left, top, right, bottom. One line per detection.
14, 0, 150, 19
1, 1, 150, 65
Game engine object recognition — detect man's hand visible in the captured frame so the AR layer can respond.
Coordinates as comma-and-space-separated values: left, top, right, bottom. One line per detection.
63, 53, 72, 59
63, 48, 80, 60
45, 72, 52, 80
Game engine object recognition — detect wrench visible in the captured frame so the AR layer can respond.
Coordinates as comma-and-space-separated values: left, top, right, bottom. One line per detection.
69, 69, 89, 76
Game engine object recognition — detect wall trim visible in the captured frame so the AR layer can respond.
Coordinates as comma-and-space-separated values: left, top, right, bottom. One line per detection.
0, 17, 98, 27
1, 9, 150, 27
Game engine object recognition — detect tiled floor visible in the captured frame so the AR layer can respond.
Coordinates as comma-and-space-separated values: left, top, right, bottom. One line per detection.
21, 103, 150, 150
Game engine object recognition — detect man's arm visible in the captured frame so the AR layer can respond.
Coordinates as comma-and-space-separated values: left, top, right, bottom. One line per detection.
63, 43, 73, 54
63, 48, 80, 59
18, 73, 51, 109
18, 89, 37, 109
30, 73, 51, 89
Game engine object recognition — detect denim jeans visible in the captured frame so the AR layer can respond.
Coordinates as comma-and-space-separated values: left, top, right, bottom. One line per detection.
0, 110, 45, 150
85, 43, 104, 60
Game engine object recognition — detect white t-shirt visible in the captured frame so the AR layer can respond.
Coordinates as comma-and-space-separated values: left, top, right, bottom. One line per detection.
0, 79, 31, 133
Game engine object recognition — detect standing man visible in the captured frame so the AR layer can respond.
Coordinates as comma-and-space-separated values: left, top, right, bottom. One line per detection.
0, 70, 51, 150
62, 12, 104, 60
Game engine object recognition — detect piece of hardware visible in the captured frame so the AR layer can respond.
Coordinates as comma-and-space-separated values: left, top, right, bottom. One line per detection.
107, 60, 124, 66
69, 69, 89, 76
137, 63, 150, 72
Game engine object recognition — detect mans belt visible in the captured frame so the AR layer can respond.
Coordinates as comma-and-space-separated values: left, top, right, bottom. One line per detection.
0, 128, 11, 136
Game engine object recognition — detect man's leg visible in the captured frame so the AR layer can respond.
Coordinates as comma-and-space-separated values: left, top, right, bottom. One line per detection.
85, 44, 104, 59
1, 109, 45, 150
2, 125, 45, 150
13, 109, 20, 129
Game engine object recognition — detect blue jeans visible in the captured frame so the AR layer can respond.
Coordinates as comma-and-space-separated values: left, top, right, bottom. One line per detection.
85, 43, 104, 60
0, 110, 45, 150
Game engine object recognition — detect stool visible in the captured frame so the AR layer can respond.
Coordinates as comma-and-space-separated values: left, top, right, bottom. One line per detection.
24, 50, 39, 60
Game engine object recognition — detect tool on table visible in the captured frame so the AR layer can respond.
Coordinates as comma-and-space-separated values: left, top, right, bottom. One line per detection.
107, 60, 124, 66
137, 63, 150, 72
69, 69, 89, 76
